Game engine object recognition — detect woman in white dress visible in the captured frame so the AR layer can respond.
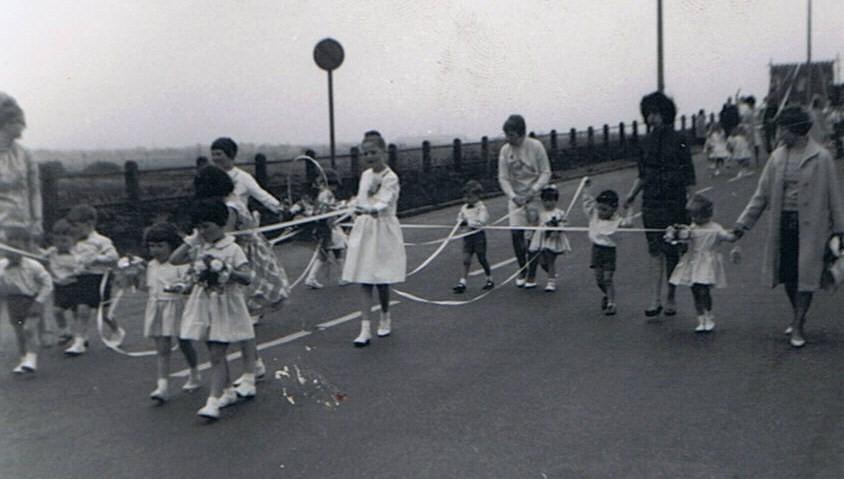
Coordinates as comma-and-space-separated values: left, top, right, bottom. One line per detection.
342, 131, 407, 347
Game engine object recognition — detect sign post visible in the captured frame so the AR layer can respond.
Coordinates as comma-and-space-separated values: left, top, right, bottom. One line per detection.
313, 38, 344, 169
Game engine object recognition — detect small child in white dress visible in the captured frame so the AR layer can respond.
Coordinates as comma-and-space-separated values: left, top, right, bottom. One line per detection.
727, 125, 753, 179
305, 171, 348, 289
527, 185, 571, 292
704, 122, 729, 177
176, 199, 254, 420
668, 195, 738, 332
141, 223, 200, 403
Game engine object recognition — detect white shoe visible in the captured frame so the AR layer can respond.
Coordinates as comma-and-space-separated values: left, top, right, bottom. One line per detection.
524, 281, 537, 289
704, 315, 716, 332
256, 358, 266, 380
353, 320, 371, 347
149, 383, 169, 402
544, 280, 556, 292
694, 317, 706, 332
377, 313, 391, 337
197, 397, 220, 419
64, 338, 87, 356
21, 353, 37, 372
12, 362, 27, 374
235, 377, 256, 398
218, 388, 239, 408
338, 279, 350, 286
784, 325, 793, 335
182, 374, 202, 392
305, 278, 323, 289
111, 327, 126, 347
515, 277, 526, 288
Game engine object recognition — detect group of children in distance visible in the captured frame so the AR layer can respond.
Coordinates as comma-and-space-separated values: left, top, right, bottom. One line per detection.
0, 205, 127, 374
452, 177, 739, 331
704, 122, 754, 178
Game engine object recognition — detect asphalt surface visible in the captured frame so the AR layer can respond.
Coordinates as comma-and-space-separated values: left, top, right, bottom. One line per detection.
2, 155, 844, 479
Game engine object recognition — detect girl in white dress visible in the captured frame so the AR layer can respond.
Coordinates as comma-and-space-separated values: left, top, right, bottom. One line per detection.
704, 122, 729, 177
669, 195, 738, 332
177, 199, 254, 420
527, 185, 571, 292
141, 223, 200, 403
342, 131, 406, 347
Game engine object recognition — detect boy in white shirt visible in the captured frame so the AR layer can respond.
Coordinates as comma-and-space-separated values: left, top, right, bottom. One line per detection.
583, 178, 627, 315
0, 227, 53, 373
453, 180, 494, 293
64, 204, 122, 355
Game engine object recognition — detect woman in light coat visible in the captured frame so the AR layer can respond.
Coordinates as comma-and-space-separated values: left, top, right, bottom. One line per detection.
734, 106, 844, 347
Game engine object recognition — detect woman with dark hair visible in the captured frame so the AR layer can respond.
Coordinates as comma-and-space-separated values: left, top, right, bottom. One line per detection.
733, 106, 844, 347
625, 92, 696, 317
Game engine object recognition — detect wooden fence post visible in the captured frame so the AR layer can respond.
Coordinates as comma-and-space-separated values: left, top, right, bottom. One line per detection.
619, 122, 626, 145
39, 162, 61, 231
452, 138, 462, 171
602, 124, 610, 147
422, 141, 431, 174
255, 153, 269, 188
680, 115, 687, 132
569, 128, 577, 148
124, 161, 140, 204
691, 114, 697, 135
388, 144, 398, 173
480, 136, 490, 177
632, 120, 639, 143
549, 130, 558, 164
350, 146, 360, 178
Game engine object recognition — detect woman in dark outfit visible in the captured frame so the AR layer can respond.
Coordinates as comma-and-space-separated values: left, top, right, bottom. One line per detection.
624, 92, 696, 317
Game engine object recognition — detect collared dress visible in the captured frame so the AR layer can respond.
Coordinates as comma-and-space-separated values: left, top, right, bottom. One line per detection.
528, 207, 571, 254
180, 235, 255, 343
143, 259, 190, 338
0, 143, 42, 237
669, 222, 731, 288
342, 167, 406, 284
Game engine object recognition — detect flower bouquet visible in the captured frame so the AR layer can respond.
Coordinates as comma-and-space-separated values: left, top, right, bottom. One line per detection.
114, 255, 146, 290
663, 224, 691, 245
191, 255, 231, 294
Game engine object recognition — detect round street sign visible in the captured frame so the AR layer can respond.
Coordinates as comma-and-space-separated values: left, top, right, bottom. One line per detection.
313, 38, 344, 71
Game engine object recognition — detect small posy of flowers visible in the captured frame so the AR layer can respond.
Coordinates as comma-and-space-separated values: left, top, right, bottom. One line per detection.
114, 255, 146, 290
663, 224, 691, 245
192, 255, 231, 293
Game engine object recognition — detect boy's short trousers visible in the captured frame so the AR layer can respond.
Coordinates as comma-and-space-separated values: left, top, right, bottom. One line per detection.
74, 274, 111, 308
590, 244, 617, 272
53, 283, 78, 310
462, 230, 487, 256
4, 295, 37, 322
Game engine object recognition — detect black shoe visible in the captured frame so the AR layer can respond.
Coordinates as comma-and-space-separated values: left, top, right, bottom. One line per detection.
601, 296, 608, 311
644, 305, 663, 317
482, 280, 494, 291
452, 283, 466, 294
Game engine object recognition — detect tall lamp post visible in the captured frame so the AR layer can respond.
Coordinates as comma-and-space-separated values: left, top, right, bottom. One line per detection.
657, 0, 664, 93
313, 38, 345, 169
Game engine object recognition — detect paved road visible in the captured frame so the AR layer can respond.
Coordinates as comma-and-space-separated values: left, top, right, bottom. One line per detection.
2, 156, 844, 479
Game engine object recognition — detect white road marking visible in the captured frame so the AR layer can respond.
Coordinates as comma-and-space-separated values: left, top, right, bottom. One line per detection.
469, 257, 517, 276
172, 301, 401, 377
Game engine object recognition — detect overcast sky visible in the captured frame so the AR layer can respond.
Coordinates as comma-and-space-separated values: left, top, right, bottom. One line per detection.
3, 0, 842, 149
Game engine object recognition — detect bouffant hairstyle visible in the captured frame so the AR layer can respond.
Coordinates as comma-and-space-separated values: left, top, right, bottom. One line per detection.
540, 185, 559, 202
194, 165, 235, 199
0, 92, 24, 128
687, 194, 714, 219
776, 106, 813, 136
144, 222, 183, 250
66, 204, 98, 225
503, 114, 526, 136
210, 137, 238, 159
596, 190, 619, 208
362, 130, 386, 150
463, 179, 483, 196
640, 91, 677, 125
189, 198, 229, 227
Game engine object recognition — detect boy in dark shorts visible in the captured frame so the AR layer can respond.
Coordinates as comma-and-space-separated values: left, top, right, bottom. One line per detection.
64, 205, 122, 355
453, 180, 494, 293
44, 219, 82, 344
582, 178, 626, 315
